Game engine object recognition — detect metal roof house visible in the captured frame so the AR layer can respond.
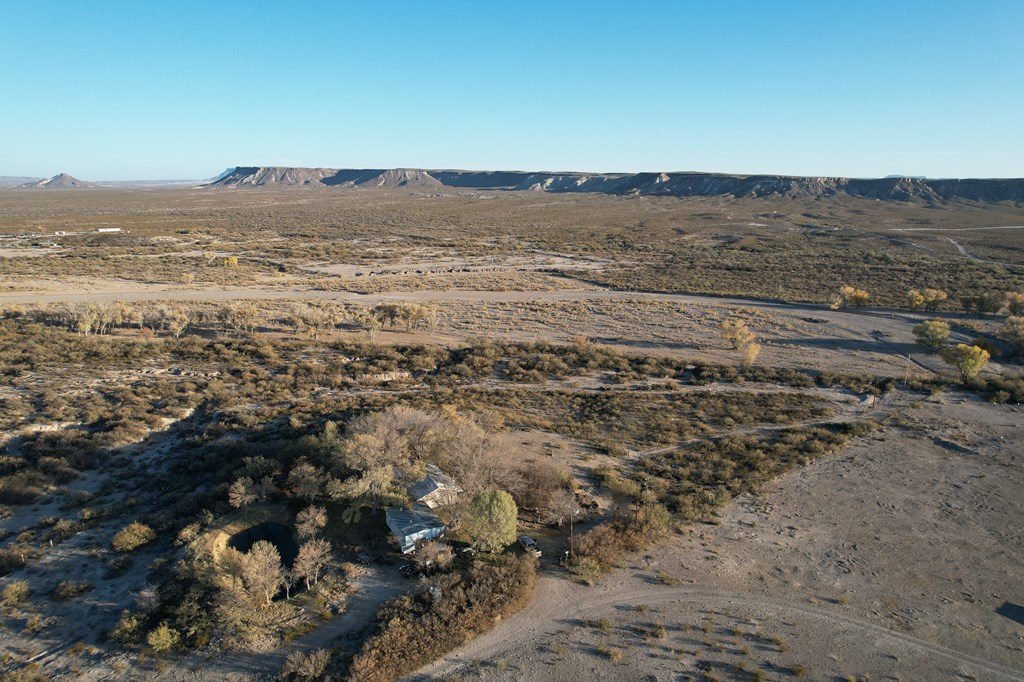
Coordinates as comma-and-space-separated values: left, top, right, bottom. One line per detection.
408, 463, 462, 510
385, 507, 447, 554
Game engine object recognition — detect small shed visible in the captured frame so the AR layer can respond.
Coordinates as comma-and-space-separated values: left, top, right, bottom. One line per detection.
385, 507, 446, 554
408, 464, 462, 510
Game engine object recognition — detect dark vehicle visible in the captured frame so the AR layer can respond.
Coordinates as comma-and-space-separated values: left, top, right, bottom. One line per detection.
518, 535, 542, 558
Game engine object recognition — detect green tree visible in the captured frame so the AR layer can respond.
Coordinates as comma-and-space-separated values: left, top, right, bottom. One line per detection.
911, 319, 950, 351
463, 489, 518, 552
962, 291, 1006, 315
939, 344, 990, 383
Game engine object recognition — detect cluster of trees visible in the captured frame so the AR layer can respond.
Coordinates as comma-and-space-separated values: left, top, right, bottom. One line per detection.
911, 319, 991, 382
912, 315, 1024, 381
10, 301, 257, 338
220, 533, 331, 609
28, 301, 192, 337
905, 288, 948, 312
2, 299, 439, 343
959, 291, 1021, 315
225, 406, 571, 553
368, 303, 438, 332
832, 285, 1024, 316
832, 285, 871, 309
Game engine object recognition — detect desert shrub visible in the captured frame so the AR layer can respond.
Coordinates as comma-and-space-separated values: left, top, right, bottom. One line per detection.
347, 555, 537, 682
574, 503, 671, 576
51, 580, 94, 601
105, 554, 135, 578
146, 622, 181, 652
638, 425, 855, 521
41, 518, 85, 545
280, 648, 331, 681
514, 458, 569, 512
0, 471, 49, 505
109, 610, 145, 646
0, 545, 36, 577
570, 556, 603, 585
1, 580, 30, 607
111, 522, 156, 552
970, 373, 1024, 404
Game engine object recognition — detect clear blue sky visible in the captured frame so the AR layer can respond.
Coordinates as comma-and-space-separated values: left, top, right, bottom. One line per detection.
2, 1, 1022, 179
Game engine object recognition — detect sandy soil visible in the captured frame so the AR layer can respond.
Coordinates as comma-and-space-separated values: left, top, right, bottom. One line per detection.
414, 393, 1024, 681
0, 278, 1004, 379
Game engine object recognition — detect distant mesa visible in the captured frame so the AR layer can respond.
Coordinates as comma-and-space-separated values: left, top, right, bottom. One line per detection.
206, 166, 1024, 204
22, 173, 95, 189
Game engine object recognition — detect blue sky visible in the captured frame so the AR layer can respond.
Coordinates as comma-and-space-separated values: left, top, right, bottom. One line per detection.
2, 1, 1021, 179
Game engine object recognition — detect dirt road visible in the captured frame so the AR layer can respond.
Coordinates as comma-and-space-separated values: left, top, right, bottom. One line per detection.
414, 394, 1024, 682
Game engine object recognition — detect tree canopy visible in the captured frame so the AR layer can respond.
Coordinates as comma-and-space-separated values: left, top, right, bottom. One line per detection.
463, 489, 518, 552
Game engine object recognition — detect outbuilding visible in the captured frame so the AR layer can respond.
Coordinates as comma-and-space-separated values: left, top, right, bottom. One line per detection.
385, 507, 446, 554
408, 463, 462, 510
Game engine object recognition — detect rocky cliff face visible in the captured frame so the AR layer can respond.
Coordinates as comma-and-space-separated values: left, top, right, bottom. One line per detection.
207, 167, 1024, 203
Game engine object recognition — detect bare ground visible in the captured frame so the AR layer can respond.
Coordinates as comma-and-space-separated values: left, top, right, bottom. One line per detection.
414, 393, 1024, 681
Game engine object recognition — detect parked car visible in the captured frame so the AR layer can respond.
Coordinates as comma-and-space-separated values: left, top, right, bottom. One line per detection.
518, 535, 542, 558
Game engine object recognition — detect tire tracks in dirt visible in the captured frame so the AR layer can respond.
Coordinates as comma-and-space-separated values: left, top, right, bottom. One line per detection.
416, 577, 1024, 681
